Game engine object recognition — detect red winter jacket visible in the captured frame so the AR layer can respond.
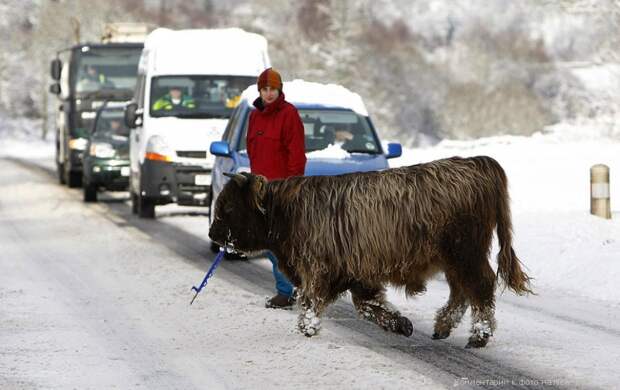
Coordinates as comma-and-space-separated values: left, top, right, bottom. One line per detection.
247, 93, 307, 180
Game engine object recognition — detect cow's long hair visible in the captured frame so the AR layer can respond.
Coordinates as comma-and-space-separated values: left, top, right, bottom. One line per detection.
259, 156, 531, 296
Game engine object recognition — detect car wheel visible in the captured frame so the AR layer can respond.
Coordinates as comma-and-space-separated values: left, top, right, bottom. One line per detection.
208, 190, 221, 253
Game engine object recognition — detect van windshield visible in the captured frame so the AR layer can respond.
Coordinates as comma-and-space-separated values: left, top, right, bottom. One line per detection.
239, 108, 382, 154
150, 75, 255, 119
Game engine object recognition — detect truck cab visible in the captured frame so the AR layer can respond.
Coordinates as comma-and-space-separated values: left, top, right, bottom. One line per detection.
49, 25, 146, 187
124, 28, 270, 218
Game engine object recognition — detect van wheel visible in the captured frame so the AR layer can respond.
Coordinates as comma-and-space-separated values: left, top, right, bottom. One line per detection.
83, 182, 97, 202
138, 194, 155, 219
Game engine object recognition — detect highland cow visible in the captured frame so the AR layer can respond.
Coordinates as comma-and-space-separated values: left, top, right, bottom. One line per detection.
208, 156, 532, 348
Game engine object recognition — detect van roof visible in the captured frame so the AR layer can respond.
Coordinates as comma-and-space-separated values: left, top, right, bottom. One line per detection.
240, 79, 369, 116
141, 28, 270, 77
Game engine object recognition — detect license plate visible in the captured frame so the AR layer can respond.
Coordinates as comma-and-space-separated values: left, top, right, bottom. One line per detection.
121, 167, 130, 176
195, 174, 211, 186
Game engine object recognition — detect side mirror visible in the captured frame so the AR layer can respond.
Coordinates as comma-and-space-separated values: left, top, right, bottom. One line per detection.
50, 59, 62, 81
49, 83, 61, 95
210, 141, 232, 158
124, 102, 143, 129
385, 142, 402, 159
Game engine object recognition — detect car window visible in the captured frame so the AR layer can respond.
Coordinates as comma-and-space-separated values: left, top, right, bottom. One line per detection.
237, 108, 381, 154
94, 109, 129, 138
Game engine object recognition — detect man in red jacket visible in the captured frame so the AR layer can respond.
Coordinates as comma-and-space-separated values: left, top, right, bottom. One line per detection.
247, 68, 307, 309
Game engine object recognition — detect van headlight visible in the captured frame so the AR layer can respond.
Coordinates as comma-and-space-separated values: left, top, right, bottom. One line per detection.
90, 142, 115, 158
145, 135, 176, 162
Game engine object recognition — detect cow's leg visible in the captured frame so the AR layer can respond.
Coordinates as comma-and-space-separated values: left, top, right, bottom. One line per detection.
432, 272, 468, 340
296, 290, 323, 337
465, 261, 497, 348
350, 283, 413, 337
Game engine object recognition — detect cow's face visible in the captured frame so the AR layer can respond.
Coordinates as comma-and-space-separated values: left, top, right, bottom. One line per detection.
209, 172, 269, 254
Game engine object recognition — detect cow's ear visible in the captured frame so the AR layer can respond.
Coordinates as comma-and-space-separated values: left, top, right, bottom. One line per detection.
249, 174, 268, 214
223, 172, 248, 187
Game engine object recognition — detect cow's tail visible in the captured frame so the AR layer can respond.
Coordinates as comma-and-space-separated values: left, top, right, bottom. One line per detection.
493, 160, 533, 295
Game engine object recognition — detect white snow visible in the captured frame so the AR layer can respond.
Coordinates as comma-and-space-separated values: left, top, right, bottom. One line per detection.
241, 79, 369, 116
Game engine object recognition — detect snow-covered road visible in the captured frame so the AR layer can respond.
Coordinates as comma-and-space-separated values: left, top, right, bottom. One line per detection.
1, 157, 619, 389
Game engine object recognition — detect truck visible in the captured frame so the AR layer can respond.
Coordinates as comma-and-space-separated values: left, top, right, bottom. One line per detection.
49, 23, 149, 187
124, 28, 270, 218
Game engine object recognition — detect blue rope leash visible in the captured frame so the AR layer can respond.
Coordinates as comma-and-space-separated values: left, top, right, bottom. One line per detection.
190, 250, 225, 305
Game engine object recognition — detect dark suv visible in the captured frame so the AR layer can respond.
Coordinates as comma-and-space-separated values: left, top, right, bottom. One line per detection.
82, 103, 131, 202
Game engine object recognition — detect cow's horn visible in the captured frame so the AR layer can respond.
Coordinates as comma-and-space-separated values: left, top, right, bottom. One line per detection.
224, 172, 248, 186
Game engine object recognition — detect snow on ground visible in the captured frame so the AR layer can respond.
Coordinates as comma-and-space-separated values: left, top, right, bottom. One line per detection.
2, 115, 619, 305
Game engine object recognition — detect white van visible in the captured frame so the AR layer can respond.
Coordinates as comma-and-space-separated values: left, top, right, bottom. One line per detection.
124, 28, 270, 218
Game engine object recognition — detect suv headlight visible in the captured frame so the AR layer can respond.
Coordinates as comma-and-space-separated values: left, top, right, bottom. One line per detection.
90, 142, 115, 158
145, 135, 176, 162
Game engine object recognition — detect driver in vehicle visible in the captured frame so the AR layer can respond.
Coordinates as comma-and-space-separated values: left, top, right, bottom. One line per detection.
77, 65, 114, 90
152, 86, 196, 111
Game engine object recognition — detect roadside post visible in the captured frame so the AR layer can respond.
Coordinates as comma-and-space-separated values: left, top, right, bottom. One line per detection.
590, 164, 611, 219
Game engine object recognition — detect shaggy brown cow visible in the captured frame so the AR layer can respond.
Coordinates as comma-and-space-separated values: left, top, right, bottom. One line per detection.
208, 156, 532, 348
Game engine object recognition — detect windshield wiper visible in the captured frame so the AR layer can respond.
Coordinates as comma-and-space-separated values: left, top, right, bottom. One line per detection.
346, 149, 380, 154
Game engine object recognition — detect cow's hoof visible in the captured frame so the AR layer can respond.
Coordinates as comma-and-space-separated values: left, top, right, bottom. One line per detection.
298, 310, 321, 337
397, 316, 413, 337
465, 334, 490, 348
432, 330, 450, 340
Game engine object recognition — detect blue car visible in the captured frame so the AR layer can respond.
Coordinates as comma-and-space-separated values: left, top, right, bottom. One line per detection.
209, 80, 402, 251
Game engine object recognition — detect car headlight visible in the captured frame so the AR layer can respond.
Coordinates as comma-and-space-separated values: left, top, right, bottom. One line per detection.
145, 135, 176, 162
90, 142, 115, 158
68, 137, 88, 150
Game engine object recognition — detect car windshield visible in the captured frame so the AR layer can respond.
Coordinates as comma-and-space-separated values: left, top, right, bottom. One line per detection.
75, 47, 141, 94
239, 108, 381, 154
149, 75, 255, 119
93, 109, 129, 139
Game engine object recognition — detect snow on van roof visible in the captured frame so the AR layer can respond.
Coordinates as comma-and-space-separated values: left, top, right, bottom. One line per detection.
240, 79, 369, 116
142, 28, 270, 76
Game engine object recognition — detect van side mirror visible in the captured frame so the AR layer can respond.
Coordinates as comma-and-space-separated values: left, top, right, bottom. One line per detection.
50, 59, 62, 81
49, 83, 61, 95
210, 141, 232, 158
385, 142, 402, 159
124, 102, 143, 129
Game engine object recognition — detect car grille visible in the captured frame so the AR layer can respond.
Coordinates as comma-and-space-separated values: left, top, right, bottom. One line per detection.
177, 150, 207, 159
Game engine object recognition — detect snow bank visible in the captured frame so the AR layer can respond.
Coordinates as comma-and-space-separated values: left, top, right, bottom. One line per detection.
241, 79, 369, 116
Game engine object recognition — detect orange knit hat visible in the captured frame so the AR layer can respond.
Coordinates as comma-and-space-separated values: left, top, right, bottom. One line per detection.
257, 67, 283, 91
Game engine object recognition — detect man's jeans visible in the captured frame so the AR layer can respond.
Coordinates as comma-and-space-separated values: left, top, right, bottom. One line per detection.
266, 252, 294, 297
